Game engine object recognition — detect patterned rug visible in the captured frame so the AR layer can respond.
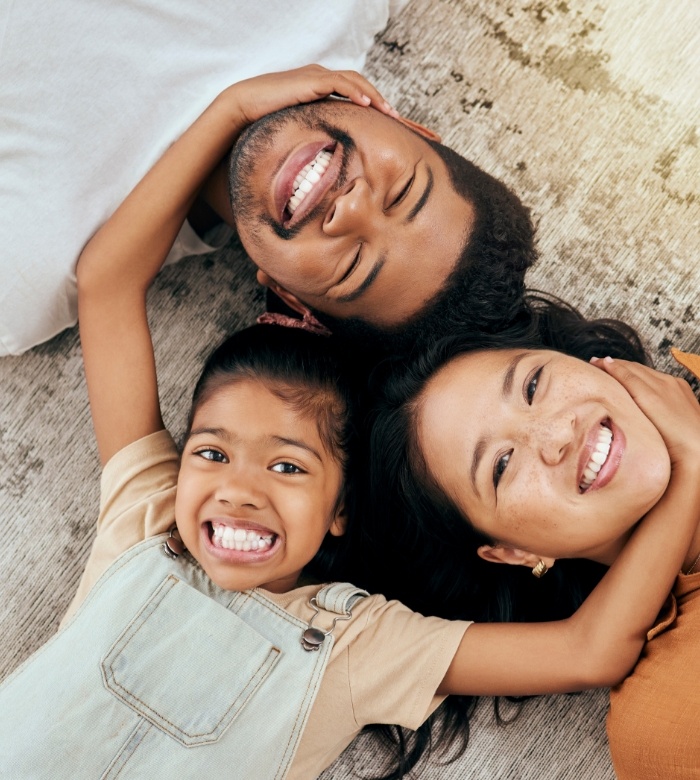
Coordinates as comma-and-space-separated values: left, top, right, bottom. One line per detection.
1, 1, 697, 777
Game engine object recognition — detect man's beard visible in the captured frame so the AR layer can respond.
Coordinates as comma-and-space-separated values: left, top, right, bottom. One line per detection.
228, 101, 355, 238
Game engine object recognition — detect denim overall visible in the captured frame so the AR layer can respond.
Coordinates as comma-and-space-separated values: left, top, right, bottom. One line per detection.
0, 535, 367, 779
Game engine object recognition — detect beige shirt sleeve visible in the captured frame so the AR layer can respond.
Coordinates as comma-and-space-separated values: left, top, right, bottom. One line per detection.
60, 430, 179, 626
348, 595, 471, 730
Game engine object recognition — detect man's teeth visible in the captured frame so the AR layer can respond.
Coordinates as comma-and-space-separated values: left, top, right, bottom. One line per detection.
211, 524, 274, 552
579, 425, 613, 491
287, 149, 331, 215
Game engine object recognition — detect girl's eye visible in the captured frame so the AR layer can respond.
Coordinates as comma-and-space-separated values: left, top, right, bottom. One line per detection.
195, 448, 227, 463
493, 450, 512, 489
271, 462, 304, 475
526, 367, 543, 405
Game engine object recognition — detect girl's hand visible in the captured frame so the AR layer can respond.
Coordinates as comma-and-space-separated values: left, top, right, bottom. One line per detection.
590, 356, 700, 467
221, 64, 399, 127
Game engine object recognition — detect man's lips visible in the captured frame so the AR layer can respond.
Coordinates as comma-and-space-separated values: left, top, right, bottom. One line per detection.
577, 419, 625, 493
274, 141, 342, 226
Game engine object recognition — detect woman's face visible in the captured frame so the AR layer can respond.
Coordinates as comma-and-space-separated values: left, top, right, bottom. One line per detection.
417, 349, 671, 565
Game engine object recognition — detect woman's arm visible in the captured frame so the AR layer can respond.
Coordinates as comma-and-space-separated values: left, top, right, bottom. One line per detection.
76, 66, 393, 466
440, 359, 700, 696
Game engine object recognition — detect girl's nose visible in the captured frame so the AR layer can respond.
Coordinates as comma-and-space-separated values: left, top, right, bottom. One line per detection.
214, 466, 266, 509
323, 178, 374, 238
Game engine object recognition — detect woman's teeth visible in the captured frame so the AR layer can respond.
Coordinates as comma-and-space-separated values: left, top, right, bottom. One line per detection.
287, 149, 331, 215
579, 425, 613, 492
211, 524, 274, 552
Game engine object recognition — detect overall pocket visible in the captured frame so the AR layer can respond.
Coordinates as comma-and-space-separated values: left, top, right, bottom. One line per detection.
102, 575, 280, 746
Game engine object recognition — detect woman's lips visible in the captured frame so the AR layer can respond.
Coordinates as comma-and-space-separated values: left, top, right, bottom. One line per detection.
578, 419, 626, 493
273, 141, 341, 226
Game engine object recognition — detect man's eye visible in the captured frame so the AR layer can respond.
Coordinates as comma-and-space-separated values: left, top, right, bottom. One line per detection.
391, 175, 414, 208
493, 451, 512, 489
271, 462, 304, 475
526, 367, 543, 405
195, 448, 226, 463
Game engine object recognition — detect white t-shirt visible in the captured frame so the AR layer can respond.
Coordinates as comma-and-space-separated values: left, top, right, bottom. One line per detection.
0, 0, 407, 356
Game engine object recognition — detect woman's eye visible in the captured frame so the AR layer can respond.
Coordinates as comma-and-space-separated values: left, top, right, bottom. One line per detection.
271, 462, 304, 475
493, 451, 512, 489
526, 367, 543, 405
195, 448, 226, 463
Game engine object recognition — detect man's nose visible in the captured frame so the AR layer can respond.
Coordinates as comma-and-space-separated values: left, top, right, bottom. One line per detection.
323, 178, 375, 237
214, 464, 265, 509
531, 411, 576, 466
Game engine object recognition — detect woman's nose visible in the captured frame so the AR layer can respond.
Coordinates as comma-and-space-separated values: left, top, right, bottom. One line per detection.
323, 178, 374, 237
533, 411, 576, 465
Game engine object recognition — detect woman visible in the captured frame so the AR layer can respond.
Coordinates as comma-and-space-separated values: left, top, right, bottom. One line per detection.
362, 295, 700, 780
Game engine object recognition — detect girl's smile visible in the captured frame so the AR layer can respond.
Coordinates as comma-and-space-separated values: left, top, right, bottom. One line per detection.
417, 349, 671, 565
175, 378, 346, 593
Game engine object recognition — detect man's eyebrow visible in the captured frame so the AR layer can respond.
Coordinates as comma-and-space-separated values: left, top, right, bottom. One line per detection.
502, 352, 528, 400
336, 254, 386, 304
404, 165, 434, 224
270, 435, 322, 462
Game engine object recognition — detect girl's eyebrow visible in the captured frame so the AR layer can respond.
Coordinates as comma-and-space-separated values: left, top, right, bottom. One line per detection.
269, 435, 322, 463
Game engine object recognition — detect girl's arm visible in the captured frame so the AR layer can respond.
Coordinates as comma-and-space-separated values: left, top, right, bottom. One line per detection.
76, 66, 394, 466
440, 358, 700, 696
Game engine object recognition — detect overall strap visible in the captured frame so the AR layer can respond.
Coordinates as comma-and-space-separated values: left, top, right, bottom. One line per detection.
300, 583, 369, 652
315, 582, 369, 614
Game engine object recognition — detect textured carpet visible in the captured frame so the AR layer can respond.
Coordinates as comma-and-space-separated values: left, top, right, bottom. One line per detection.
1, 0, 698, 777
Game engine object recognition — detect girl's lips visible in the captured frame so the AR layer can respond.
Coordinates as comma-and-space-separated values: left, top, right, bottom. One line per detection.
273, 141, 341, 226
578, 419, 626, 493
200, 521, 281, 565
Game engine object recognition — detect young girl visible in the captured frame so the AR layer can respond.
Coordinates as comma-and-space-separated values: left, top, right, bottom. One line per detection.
0, 69, 698, 780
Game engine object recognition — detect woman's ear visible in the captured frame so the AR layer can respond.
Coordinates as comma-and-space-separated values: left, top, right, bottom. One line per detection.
477, 544, 556, 573
256, 270, 310, 317
396, 116, 442, 143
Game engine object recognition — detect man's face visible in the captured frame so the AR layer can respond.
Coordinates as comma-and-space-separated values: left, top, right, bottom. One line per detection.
229, 101, 475, 327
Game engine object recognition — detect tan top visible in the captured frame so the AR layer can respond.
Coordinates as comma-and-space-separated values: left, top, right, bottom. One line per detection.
62, 431, 471, 780
606, 348, 700, 780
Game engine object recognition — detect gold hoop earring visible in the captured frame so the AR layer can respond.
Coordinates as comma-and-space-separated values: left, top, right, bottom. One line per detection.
532, 560, 548, 578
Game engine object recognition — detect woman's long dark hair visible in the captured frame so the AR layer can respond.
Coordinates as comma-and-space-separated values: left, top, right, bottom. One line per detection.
321, 292, 651, 775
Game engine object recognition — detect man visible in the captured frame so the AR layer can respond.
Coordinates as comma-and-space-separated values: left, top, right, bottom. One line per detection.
216, 98, 537, 353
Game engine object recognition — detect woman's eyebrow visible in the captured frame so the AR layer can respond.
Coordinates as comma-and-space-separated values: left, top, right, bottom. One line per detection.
502, 352, 528, 399
470, 437, 487, 499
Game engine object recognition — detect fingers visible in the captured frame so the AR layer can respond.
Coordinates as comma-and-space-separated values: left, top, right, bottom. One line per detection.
309, 66, 399, 118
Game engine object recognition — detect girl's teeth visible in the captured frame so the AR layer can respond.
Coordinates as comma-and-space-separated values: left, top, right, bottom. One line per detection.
579, 425, 613, 492
211, 524, 274, 552
287, 149, 332, 215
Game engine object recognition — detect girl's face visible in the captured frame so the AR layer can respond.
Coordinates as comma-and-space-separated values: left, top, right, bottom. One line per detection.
175, 378, 345, 593
417, 349, 671, 565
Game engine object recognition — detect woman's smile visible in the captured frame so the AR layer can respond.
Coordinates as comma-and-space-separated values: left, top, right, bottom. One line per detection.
417, 349, 671, 564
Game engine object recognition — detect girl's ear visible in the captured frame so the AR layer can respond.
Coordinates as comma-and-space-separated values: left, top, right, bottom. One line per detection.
477, 544, 556, 573
255, 270, 310, 317
329, 505, 347, 537
396, 116, 442, 143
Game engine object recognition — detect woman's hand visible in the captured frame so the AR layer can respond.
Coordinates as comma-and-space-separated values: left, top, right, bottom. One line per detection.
219, 64, 399, 127
590, 356, 700, 467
